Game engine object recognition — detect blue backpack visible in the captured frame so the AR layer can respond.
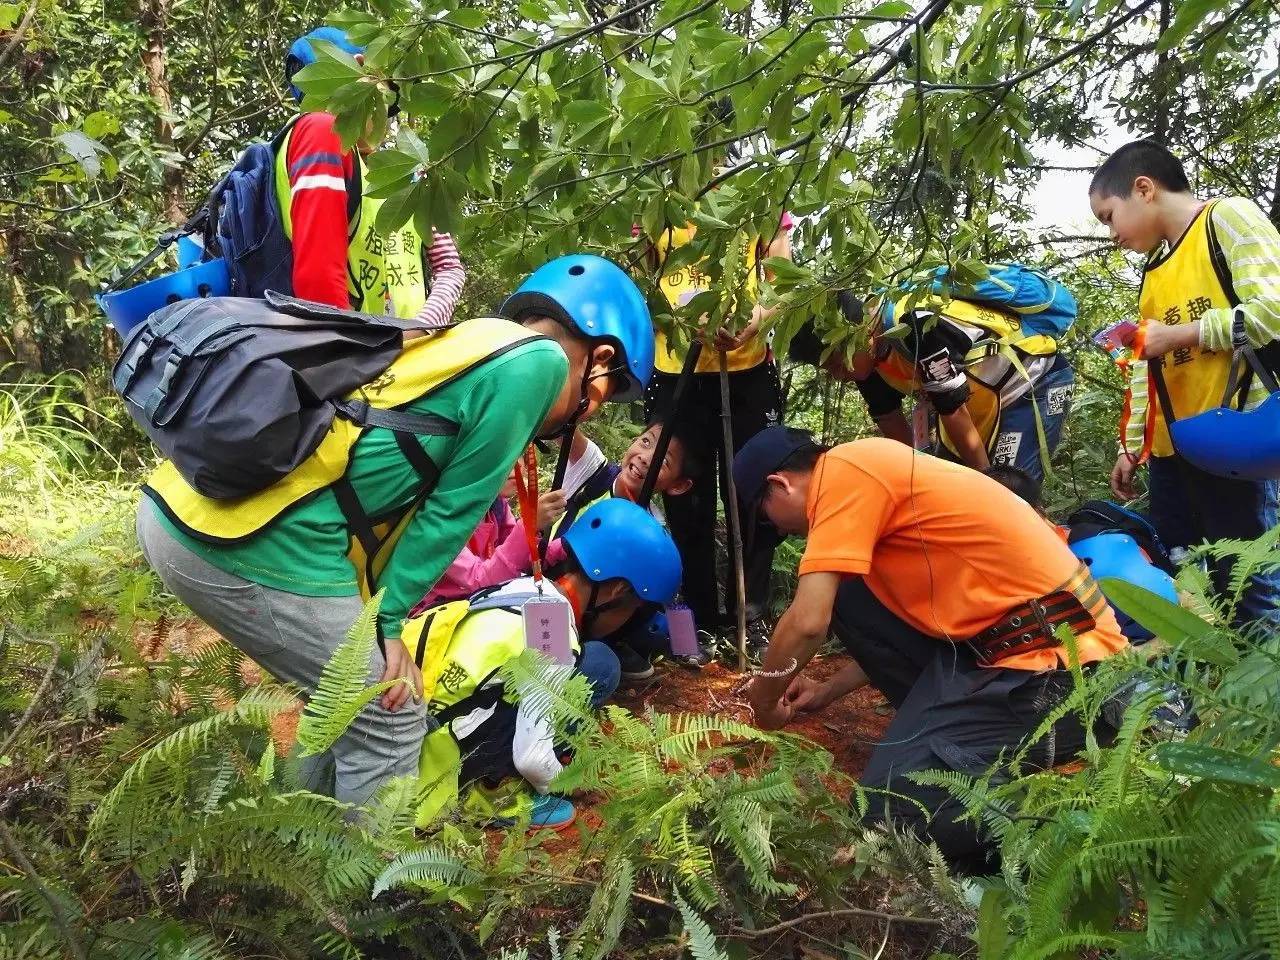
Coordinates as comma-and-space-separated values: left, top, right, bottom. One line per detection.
98, 119, 299, 335
204, 117, 299, 297
929, 263, 1077, 339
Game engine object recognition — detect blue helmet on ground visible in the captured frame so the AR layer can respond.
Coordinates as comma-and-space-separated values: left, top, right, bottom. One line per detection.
1071, 532, 1179, 643
1169, 393, 1280, 480
499, 255, 654, 403
561, 499, 681, 604
286, 27, 365, 102
97, 258, 231, 338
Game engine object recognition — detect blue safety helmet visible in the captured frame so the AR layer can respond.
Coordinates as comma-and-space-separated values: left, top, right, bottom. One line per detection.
286, 27, 365, 102
1071, 533, 1179, 643
561, 499, 682, 605
97, 257, 231, 338
499, 255, 654, 403
1169, 393, 1280, 480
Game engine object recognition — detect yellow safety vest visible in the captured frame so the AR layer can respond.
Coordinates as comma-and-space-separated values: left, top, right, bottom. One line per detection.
402, 593, 582, 826
144, 318, 544, 598
653, 224, 767, 374
1138, 200, 1243, 457
876, 296, 1059, 459
274, 120, 429, 318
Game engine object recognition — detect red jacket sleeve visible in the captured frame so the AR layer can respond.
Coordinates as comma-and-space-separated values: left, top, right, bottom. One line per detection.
285, 113, 355, 308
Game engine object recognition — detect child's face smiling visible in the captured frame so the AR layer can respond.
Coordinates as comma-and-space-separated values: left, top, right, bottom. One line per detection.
614, 427, 686, 500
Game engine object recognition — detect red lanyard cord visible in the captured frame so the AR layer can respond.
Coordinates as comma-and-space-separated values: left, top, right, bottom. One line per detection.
513, 443, 544, 592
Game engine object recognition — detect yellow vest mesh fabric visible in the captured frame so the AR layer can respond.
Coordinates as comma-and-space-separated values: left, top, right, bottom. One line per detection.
652, 223, 767, 374
273, 123, 428, 318
1138, 200, 1241, 456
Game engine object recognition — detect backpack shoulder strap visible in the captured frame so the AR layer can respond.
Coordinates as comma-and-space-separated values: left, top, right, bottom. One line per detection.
467, 588, 542, 613
1204, 200, 1241, 308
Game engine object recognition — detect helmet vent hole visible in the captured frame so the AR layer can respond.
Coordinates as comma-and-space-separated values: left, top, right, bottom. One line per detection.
568, 265, 585, 276
590, 518, 602, 528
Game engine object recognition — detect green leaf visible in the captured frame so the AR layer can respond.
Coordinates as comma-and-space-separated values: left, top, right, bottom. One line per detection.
672, 888, 729, 960
82, 110, 120, 140
292, 43, 365, 98
375, 179, 430, 237
624, 60, 666, 90
1157, 0, 1229, 52
364, 148, 424, 198
54, 130, 106, 180
1153, 742, 1280, 789
1097, 577, 1211, 645
865, 0, 913, 17
767, 88, 794, 143
443, 7, 488, 29
976, 887, 1011, 960
296, 592, 402, 757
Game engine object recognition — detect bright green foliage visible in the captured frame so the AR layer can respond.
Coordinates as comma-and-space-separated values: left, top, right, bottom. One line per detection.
927, 538, 1280, 958
295, 590, 399, 758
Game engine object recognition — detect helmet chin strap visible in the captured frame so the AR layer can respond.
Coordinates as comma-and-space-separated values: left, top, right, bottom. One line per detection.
545, 358, 628, 493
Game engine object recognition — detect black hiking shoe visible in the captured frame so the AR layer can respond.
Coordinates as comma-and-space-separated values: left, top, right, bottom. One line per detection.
616, 643, 656, 681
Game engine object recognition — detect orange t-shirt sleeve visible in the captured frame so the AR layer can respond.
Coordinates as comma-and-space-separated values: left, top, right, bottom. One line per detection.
798, 455, 896, 577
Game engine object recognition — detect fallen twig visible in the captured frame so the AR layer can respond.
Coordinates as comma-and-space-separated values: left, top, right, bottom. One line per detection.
729, 906, 943, 937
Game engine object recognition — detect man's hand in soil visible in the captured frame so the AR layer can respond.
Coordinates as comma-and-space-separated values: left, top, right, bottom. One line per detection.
751, 693, 794, 731
748, 572, 840, 729
786, 662, 869, 713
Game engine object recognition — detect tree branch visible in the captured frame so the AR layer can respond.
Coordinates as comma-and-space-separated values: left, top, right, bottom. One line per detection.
0, 0, 37, 74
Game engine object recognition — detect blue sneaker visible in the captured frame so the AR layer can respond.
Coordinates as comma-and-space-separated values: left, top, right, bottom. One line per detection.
530, 794, 576, 831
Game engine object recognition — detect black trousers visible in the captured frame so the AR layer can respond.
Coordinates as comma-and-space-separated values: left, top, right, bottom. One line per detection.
832, 578, 1111, 874
643, 361, 783, 626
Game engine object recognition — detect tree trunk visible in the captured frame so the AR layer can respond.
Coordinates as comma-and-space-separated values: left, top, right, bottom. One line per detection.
140, 0, 184, 223
1151, 0, 1172, 142
0, 229, 44, 371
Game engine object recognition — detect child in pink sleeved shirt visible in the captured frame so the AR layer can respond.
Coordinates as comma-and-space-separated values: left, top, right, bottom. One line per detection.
409, 471, 565, 614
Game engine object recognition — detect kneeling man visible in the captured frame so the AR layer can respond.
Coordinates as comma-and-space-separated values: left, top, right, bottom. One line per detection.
733, 427, 1126, 872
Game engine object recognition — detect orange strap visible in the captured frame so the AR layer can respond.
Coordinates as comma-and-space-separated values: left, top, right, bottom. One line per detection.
513, 444, 544, 590
1116, 320, 1155, 466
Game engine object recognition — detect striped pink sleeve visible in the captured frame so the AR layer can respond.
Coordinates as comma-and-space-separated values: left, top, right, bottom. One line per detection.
414, 232, 467, 328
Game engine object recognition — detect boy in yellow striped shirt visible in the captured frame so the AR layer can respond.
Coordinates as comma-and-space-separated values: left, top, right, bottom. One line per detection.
1089, 139, 1280, 626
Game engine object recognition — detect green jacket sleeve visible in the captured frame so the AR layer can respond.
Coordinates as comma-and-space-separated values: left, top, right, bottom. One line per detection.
378, 341, 569, 638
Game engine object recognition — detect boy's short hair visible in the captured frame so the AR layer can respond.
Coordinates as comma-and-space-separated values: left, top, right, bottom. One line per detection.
647, 418, 705, 482
1090, 139, 1192, 199
984, 464, 1043, 513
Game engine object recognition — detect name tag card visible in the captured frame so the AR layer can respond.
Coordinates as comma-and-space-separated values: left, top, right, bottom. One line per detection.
666, 604, 700, 658
522, 595, 573, 665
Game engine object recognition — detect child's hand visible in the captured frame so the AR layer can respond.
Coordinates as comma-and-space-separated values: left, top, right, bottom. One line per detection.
1139, 319, 1199, 359
537, 490, 567, 530
380, 638, 423, 712
1111, 452, 1140, 501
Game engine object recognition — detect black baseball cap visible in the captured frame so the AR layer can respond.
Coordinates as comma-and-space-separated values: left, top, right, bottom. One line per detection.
732, 426, 824, 509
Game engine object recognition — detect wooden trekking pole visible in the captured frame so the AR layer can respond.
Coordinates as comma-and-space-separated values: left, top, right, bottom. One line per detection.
718, 348, 749, 672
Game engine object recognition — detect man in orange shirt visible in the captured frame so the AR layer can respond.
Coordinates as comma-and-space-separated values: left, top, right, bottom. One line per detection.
733, 427, 1127, 871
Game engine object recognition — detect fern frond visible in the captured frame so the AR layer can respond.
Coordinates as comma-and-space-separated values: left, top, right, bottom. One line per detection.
296, 591, 398, 757
372, 845, 481, 898
672, 888, 728, 960
89, 684, 297, 849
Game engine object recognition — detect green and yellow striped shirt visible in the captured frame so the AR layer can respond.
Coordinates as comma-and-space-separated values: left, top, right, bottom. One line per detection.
1124, 196, 1280, 454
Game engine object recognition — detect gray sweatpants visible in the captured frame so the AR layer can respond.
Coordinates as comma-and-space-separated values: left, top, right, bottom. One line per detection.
136, 502, 430, 807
